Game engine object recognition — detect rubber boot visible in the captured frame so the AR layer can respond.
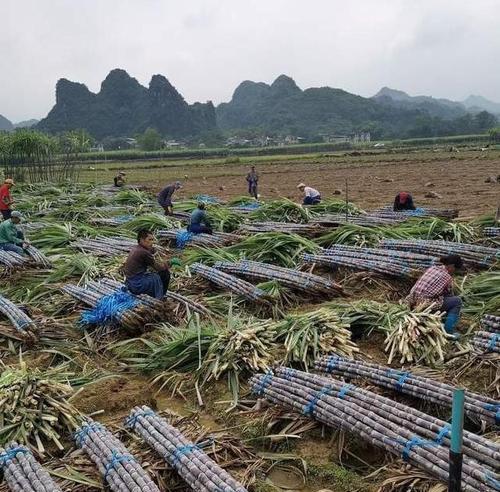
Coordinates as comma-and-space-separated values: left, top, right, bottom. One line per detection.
444, 313, 460, 340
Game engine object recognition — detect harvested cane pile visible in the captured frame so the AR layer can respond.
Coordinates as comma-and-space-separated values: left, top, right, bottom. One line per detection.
75, 419, 160, 492
251, 368, 500, 492
311, 213, 400, 227
214, 259, 341, 297
157, 229, 241, 249
0, 363, 81, 454
72, 236, 136, 256
370, 206, 459, 220
472, 332, 500, 354
315, 355, 500, 426
0, 293, 38, 340
483, 314, 500, 333
0, 443, 63, 492
484, 227, 500, 237
190, 263, 269, 303
126, 406, 248, 492
239, 221, 322, 236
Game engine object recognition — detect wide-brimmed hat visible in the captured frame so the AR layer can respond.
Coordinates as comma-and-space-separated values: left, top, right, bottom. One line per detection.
4, 178, 14, 185
11, 211, 22, 219
297, 183, 306, 189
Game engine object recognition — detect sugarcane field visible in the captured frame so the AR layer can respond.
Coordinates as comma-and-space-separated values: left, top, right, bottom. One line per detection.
0, 145, 496, 492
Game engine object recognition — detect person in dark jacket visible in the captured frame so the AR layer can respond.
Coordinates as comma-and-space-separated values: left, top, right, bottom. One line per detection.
246, 166, 259, 199
123, 230, 170, 299
113, 172, 126, 187
187, 202, 213, 234
393, 192, 416, 211
158, 181, 182, 215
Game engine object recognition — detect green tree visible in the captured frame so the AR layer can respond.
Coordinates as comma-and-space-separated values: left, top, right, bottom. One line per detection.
59, 129, 94, 154
489, 127, 500, 142
137, 127, 163, 151
474, 111, 497, 131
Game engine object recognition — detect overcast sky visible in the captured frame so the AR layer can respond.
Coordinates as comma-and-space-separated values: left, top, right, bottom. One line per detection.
2, 0, 500, 122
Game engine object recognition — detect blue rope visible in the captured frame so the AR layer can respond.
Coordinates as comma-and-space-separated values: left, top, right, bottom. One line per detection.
253, 371, 273, 396
176, 230, 194, 249
74, 421, 105, 447
337, 384, 352, 399
0, 447, 29, 467
387, 370, 411, 391
125, 409, 156, 429
483, 403, 500, 424
485, 471, 500, 490
434, 424, 451, 445
303, 385, 332, 416
487, 333, 499, 351
400, 435, 438, 461
409, 207, 426, 216
80, 290, 138, 327
193, 194, 220, 204
103, 450, 136, 480
325, 355, 340, 373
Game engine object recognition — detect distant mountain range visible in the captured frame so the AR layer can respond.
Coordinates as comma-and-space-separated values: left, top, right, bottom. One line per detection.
0, 115, 39, 131
2, 71, 499, 140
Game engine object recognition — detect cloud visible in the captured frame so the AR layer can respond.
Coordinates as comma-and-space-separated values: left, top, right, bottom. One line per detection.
1, 0, 499, 121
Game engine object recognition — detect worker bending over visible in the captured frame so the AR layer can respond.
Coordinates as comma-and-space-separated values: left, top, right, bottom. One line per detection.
0, 178, 15, 220
407, 255, 463, 338
113, 172, 126, 187
158, 181, 182, 216
246, 166, 259, 199
123, 229, 170, 299
187, 202, 213, 234
297, 183, 321, 205
0, 211, 29, 255
393, 192, 416, 211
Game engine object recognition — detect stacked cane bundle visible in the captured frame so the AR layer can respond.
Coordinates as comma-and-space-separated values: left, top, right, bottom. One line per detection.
24, 246, 51, 268
483, 227, 500, 237
126, 406, 247, 492
0, 294, 37, 337
482, 314, 500, 333
73, 236, 136, 256
0, 443, 62, 492
311, 214, 400, 227
157, 229, 241, 248
214, 260, 341, 296
74, 419, 160, 492
190, 263, 268, 303
315, 355, 500, 425
380, 239, 499, 268
89, 215, 134, 226
371, 206, 458, 220
472, 331, 500, 354
251, 368, 500, 492
239, 222, 322, 236
302, 252, 416, 278
0, 251, 30, 271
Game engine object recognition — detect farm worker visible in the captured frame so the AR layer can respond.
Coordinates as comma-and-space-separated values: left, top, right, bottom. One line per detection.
393, 192, 416, 211
113, 172, 126, 187
158, 181, 182, 216
0, 211, 29, 255
297, 183, 321, 205
0, 178, 15, 220
246, 166, 259, 199
187, 202, 213, 235
407, 255, 463, 338
123, 229, 170, 299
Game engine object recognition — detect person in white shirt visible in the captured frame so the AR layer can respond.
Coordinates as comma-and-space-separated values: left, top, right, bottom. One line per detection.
297, 183, 321, 205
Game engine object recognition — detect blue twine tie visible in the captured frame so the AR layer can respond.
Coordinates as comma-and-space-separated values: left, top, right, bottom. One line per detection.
303, 385, 332, 416
80, 290, 138, 327
171, 444, 198, 466
74, 421, 105, 447
125, 409, 156, 429
401, 435, 438, 461
0, 447, 29, 467
337, 384, 352, 399
325, 355, 340, 373
176, 230, 194, 249
434, 424, 451, 445
253, 371, 273, 396
387, 370, 411, 391
483, 403, 500, 424
487, 333, 499, 351
103, 450, 136, 480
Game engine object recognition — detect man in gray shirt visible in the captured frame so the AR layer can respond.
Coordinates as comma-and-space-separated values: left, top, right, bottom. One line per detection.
158, 181, 182, 215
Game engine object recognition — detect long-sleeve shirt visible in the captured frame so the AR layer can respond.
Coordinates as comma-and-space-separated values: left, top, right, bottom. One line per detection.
157, 184, 176, 206
407, 265, 452, 307
190, 208, 210, 226
246, 171, 258, 184
0, 185, 13, 211
304, 186, 320, 198
0, 219, 23, 245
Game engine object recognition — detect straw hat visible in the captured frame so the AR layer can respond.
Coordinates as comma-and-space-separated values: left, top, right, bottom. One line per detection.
4, 178, 14, 185
297, 183, 306, 189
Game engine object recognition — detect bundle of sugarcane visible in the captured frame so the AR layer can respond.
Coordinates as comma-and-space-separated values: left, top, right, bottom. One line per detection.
248, 198, 310, 223
24, 246, 51, 268
322, 244, 437, 269
371, 206, 459, 220
250, 369, 500, 492
380, 239, 499, 268
463, 271, 500, 317
320, 245, 433, 270
302, 252, 416, 278
89, 215, 134, 226
30, 223, 75, 250
275, 308, 358, 369
315, 355, 500, 425
311, 213, 400, 227
0, 363, 81, 453
383, 304, 448, 365
308, 198, 364, 216
482, 314, 500, 333
484, 227, 500, 237
214, 260, 341, 296
0, 443, 63, 491
125, 406, 248, 492
0, 293, 38, 337
72, 236, 135, 256
157, 229, 241, 248
0, 250, 30, 270
190, 263, 268, 303
472, 331, 500, 354
74, 419, 160, 492
239, 221, 322, 236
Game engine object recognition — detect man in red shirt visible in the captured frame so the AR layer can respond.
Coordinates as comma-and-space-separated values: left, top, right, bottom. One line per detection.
407, 255, 463, 338
0, 179, 15, 220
